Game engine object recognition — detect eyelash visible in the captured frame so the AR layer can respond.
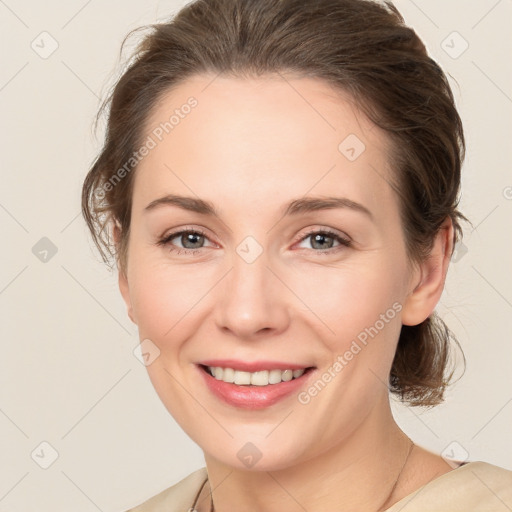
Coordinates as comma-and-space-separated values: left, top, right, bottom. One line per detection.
156, 226, 352, 257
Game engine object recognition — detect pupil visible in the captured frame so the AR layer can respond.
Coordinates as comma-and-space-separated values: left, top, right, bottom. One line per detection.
183, 233, 203, 248
312, 234, 333, 249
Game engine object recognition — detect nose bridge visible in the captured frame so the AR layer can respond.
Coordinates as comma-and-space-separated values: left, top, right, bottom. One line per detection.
214, 236, 289, 338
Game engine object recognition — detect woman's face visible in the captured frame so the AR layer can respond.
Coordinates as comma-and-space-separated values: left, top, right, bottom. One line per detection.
119, 74, 423, 470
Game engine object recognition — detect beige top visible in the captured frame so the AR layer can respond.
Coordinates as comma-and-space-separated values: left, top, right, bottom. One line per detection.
126, 462, 512, 511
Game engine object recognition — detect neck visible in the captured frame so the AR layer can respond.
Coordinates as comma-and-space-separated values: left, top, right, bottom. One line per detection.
200, 401, 415, 512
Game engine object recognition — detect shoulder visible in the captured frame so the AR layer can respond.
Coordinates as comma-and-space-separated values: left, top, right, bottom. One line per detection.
125, 467, 208, 512
386, 461, 512, 512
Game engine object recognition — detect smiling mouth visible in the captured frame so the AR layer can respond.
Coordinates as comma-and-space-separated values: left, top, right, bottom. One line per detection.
200, 364, 315, 386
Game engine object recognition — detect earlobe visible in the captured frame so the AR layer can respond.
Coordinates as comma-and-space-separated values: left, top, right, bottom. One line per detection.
401, 217, 454, 326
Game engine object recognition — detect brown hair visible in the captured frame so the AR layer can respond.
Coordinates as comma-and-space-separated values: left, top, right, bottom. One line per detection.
82, 0, 467, 406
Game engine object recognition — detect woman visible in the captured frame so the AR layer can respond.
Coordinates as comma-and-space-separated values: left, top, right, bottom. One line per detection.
81, 0, 512, 510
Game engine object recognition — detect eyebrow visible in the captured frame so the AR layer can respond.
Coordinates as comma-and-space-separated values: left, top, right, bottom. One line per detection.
144, 194, 373, 220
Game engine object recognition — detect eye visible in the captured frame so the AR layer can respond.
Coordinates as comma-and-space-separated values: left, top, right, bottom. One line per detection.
156, 226, 351, 256
295, 228, 351, 253
156, 228, 215, 255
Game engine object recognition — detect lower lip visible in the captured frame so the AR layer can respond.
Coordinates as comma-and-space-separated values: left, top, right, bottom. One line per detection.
197, 365, 315, 410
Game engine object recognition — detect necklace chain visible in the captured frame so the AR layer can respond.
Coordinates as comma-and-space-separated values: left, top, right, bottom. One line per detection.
202, 438, 414, 512
375, 437, 415, 512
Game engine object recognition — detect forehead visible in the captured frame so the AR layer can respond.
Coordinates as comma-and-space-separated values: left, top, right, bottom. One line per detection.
133, 73, 397, 220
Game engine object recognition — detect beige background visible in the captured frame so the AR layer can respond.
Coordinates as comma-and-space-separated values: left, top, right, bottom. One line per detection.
1, 0, 511, 510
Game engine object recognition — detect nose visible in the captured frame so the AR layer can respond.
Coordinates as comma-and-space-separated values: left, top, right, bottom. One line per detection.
214, 245, 291, 340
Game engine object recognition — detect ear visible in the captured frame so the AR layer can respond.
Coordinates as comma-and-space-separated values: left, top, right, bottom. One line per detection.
401, 217, 454, 326
113, 222, 137, 325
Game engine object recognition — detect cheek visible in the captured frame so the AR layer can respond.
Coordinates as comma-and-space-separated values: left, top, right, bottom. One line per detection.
127, 264, 214, 426
129, 262, 215, 346
289, 259, 405, 346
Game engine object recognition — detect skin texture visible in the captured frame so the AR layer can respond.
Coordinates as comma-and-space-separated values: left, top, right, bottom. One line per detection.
117, 74, 454, 511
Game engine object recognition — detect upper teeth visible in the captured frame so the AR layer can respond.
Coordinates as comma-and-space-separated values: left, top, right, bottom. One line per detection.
207, 366, 306, 386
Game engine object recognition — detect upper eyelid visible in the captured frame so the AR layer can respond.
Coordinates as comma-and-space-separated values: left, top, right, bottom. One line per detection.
293, 227, 350, 242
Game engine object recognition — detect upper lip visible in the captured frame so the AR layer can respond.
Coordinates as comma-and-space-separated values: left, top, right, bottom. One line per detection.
198, 359, 314, 372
